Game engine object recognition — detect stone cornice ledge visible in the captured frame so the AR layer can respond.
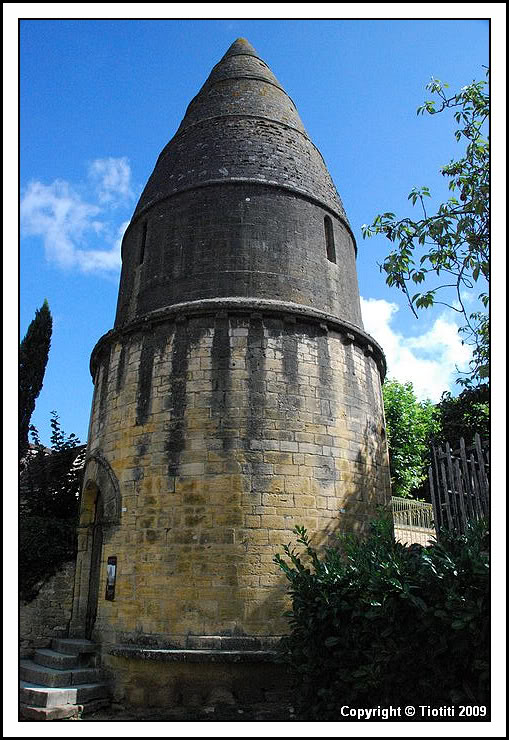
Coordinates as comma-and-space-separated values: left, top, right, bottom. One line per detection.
91, 298, 387, 380
107, 645, 279, 664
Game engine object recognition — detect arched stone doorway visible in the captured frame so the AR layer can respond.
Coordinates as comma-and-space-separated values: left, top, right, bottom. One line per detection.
69, 452, 121, 639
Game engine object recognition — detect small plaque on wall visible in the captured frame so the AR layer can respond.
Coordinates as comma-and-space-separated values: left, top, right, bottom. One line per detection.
105, 556, 117, 601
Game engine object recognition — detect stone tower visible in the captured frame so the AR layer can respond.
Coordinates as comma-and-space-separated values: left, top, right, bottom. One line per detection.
70, 39, 390, 706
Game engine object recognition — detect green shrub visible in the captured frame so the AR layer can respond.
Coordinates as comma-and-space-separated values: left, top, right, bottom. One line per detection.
274, 519, 489, 720
19, 414, 83, 602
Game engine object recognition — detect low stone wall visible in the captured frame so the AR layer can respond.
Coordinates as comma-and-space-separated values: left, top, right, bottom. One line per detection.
103, 647, 291, 708
20, 560, 76, 658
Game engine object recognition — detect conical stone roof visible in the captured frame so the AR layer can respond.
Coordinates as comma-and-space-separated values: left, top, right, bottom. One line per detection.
132, 39, 349, 224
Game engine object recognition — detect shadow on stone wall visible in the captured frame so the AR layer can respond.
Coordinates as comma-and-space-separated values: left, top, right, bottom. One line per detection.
19, 560, 76, 658
244, 417, 391, 637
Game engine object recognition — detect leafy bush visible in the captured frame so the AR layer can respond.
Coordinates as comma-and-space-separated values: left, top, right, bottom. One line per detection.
19, 413, 84, 602
21, 413, 84, 520
274, 519, 489, 720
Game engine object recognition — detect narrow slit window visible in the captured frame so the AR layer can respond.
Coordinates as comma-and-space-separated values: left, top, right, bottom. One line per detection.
139, 222, 148, 265
324, 216, 336, 263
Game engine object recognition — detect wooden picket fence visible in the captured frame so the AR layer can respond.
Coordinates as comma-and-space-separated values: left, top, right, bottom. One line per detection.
428, 433, 490, 535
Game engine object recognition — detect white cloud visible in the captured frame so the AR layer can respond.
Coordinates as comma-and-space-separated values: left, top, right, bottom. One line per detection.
88, 157, 134, 205
360, 297, 472, 402
75, 219, 129, 273
20, 158, 134, 275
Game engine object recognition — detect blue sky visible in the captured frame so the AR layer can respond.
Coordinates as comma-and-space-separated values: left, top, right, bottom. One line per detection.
16, 14, 493, 445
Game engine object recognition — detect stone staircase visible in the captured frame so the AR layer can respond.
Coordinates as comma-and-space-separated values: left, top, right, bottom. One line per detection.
19, 638, 111, 721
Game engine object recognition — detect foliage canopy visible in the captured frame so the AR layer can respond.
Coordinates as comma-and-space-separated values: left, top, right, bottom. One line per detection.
22, 412, 84, 520
20, 413, 84, 601
382, 378, 489, 500
382, 379, 439, 498
435, 384, 490, 451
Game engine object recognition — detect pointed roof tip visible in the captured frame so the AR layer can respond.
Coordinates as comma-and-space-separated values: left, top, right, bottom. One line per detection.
224, 37, 259, 57
134, 34, 350, 227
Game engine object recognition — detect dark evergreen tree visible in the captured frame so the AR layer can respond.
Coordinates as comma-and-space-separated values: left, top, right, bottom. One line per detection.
19, 299, 53, 456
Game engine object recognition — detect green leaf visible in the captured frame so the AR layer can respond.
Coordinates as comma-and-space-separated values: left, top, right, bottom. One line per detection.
324, 636, 341, 647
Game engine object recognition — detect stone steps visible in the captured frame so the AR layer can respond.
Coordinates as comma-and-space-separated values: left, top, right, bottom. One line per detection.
19, 697, 111, 722
20, 679, 110, 707
52, 638, 98, 655
19, 638, 110, 721
20, 660, 101, 687
31, 648, 80, 671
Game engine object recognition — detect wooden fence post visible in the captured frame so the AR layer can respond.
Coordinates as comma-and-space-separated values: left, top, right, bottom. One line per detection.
430, 436, 489, 535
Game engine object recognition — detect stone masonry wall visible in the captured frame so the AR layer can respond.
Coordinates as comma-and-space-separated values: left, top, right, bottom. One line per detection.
19, 560, 76, 658
116, 188, 360, 331
137, 114, 345, 220
84, 311, 390, 649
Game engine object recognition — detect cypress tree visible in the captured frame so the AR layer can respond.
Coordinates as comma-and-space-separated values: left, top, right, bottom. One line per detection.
19, 299, 53, 455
